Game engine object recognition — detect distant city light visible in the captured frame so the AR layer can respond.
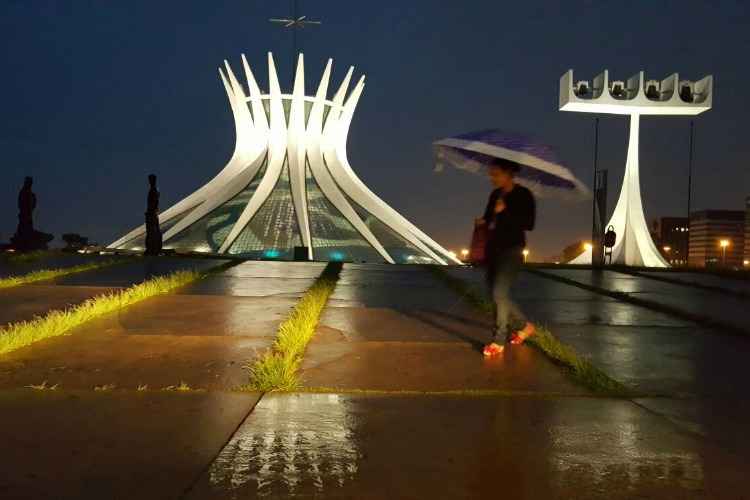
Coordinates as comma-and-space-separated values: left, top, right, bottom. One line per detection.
583, 242, 593, 252
460, 249, 469, 257
663, 246, 671, 252
719, 239, 730, 248
522, 248, 529, 263
744, 260, 749, 267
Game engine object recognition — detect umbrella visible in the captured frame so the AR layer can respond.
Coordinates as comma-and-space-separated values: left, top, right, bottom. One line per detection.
433, 129, 591, 201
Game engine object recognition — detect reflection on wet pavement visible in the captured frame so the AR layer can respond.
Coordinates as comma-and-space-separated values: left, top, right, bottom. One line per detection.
542, 268, 750, 332
202, 394, 359, 497
189, 394, 742, 499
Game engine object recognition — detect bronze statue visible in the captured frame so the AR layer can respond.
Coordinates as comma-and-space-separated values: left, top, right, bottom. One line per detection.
10, 177, 53, 252
144, 174, 162, 255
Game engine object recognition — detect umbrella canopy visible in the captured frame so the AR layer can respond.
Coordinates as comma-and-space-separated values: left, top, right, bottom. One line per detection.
434, 129, 591, 201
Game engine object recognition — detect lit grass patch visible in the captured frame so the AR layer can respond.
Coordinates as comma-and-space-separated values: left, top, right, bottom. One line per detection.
162, 381, 201, 392
0, 269, 202, 355
25, 380, 59, 391
0, 259, 125, 289
5, 250, 58, 263
429, 266, 633, 396
243, 262, 343, 392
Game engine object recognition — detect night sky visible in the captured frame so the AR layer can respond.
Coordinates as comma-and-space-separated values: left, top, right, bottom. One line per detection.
2, 1, 748, 259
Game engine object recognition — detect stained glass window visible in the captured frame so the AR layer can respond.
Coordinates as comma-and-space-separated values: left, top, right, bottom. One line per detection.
227, 157, 302, 259
163, 160, 267, 253
306, 164, 385, 263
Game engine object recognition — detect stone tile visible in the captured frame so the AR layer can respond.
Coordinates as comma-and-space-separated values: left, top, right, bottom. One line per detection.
187, 393, 744, 499
0, 389, 259, 500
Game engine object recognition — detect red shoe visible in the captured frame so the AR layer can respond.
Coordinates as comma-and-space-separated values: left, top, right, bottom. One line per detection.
510, 324, 536, 345
483, 342, 504, 357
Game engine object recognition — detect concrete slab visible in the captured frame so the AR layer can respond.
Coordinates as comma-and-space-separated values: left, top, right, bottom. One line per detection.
644, 270, 750, 295
187, 393, 744, 499
0, 329, 264, 390
0, 293, 291, 390
53, 257, 228, 287
301, 337, 586, 393
181, 275, 316, 298
541, 269, 749, 332
0, 253, 115, 279
0, 284, 120, 326
98, 294, 296, 337
0, 389, 259, 500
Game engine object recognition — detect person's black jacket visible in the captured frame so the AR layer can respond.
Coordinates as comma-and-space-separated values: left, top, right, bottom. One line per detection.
482, 185, 535, 259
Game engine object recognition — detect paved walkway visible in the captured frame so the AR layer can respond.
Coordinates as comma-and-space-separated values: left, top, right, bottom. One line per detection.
299, 264, 582, 393
0, 252, 112, 278
446, 266, 750, 460
0, 257, 223, 326
540, 268, 750, 332
189, 264, 747, 499
0, 261, 310, 391
1, 261, 748, 499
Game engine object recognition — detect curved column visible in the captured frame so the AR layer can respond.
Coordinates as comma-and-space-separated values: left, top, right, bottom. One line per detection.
307, 61, 394, 263
287, 54, 313, 259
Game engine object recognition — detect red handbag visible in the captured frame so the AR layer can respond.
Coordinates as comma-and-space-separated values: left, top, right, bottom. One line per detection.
469, 222, 488, 265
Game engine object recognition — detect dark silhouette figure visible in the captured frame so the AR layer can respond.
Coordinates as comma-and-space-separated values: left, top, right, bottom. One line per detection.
144, 174, 162, 256
10, 177, 53, 252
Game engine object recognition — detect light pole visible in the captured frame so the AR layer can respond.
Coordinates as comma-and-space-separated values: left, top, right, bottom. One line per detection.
719, 239, 730, 267
522, 248, 529, 263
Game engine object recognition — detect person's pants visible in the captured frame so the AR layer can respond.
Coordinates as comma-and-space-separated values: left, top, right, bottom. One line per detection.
486, 247, 526, 343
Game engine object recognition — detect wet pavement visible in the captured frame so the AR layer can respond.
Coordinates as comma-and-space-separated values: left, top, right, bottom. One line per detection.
539, 268, 750, 333
0, 257, 231, 327
0, 389, 259, 500
2, 261, 750, 498
301, 264, 583, 393
642, 270, 750, 295
186, 393, 745, 499
446, 266, 750, 461
0, 261, 308, 391
0, 252, 117, 278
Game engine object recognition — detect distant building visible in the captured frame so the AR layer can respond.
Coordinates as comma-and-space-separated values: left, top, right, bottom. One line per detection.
688, 210, 745, 268
659, 217, 689, 266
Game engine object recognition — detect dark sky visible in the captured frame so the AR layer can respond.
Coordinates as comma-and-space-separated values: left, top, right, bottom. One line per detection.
1, 1, 748, 259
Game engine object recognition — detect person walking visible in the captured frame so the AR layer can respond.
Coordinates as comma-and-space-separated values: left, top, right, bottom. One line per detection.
476, 158, 536, 356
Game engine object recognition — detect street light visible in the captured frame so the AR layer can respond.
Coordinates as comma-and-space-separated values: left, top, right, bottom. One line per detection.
522, 248, 529, 263
744, 259, 749, 267
460, 248, 469, 259
719, 239, 730, 266
583, 242, 593, 252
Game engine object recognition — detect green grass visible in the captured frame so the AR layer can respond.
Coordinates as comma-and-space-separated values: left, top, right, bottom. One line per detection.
0, 259, 125, 289
429, 266, 633, 396
4, 250, 59, 263
243, 262, 343, 392
0, 269, 202, 355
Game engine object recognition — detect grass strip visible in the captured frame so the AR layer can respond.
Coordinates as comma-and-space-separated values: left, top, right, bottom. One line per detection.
0, 269, 202, 355
3, 250, 59, 263
0, 259, 126, 289
429, 266, 634, 397
243, 262, 343, 392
